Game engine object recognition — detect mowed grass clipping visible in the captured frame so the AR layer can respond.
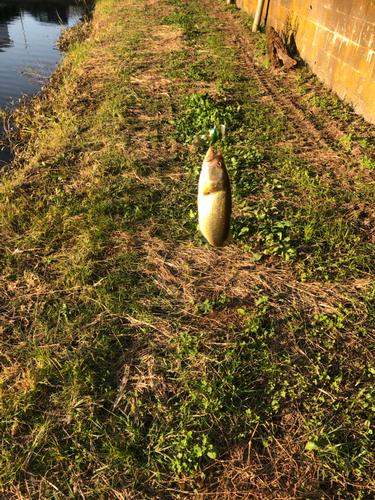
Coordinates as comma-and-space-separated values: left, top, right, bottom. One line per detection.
1, 0, 375, 498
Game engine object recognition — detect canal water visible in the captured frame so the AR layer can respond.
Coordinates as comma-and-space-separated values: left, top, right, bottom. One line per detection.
0, 0, 84, 168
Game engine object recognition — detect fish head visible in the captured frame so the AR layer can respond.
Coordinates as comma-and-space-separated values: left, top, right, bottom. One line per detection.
203, 147, 227, 186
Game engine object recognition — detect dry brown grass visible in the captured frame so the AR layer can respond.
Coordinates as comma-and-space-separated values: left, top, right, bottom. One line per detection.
142, 237, 369, 323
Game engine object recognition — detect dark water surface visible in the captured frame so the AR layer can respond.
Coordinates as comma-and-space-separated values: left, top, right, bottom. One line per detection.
0, 0, 83, 167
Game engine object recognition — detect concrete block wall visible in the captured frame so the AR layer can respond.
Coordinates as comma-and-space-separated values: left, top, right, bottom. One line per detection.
235, 0, 375, 125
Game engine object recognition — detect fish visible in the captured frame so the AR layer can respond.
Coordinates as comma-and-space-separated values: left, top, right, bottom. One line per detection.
197, 146, 232, 247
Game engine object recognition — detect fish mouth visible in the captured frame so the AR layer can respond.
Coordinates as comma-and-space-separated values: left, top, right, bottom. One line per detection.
205, 146, 220, 161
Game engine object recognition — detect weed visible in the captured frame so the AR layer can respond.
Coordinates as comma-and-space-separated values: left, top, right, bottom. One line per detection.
254, 33, 267, 57
173, 92, 242, 146
361, 156, 375, 170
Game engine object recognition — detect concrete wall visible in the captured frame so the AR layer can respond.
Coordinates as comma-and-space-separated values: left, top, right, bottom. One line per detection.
235, 0, 258, 14
236, 0, 375, 125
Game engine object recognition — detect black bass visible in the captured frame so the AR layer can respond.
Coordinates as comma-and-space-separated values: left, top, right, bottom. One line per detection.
197, 146, 232, 247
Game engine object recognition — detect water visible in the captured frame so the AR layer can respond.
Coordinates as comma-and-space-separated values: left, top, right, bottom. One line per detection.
0, 0, 84, 168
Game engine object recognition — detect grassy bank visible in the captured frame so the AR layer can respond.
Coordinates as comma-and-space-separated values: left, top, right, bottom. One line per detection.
1, 0, 375, 498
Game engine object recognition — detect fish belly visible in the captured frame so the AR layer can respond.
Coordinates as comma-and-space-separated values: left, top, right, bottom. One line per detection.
198, 191, 230, 247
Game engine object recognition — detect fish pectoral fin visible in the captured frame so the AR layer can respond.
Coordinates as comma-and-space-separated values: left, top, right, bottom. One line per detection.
202, 182, 212, 196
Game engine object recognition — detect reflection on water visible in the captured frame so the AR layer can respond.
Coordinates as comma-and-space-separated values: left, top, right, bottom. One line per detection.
0, 1, 84, 168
